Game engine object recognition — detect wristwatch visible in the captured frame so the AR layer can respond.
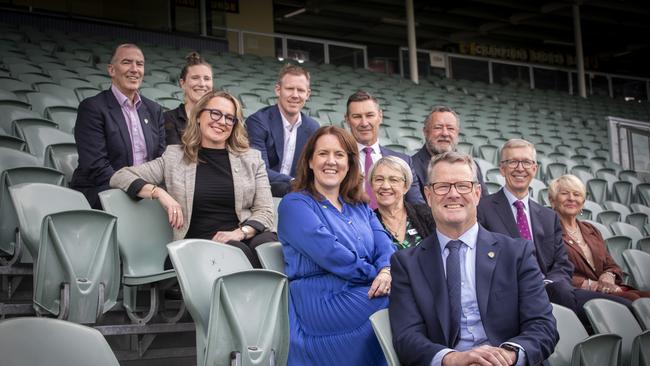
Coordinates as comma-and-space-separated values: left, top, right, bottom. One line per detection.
500, 343, 519, 365
240, 226, 251, 240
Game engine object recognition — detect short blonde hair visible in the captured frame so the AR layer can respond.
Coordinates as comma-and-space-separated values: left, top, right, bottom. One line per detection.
181, 90, 248, 163
548, 174, 586, 202
368, 156, 413, 190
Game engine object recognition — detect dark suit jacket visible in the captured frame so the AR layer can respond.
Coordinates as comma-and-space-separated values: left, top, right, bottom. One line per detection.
245, 104, 320, 183
380, 146, 425, 204
163, 103, 187, 145
70, 89, 166, 208
477, 189, 574, 284
390, 225, 558, 366
411, 145, 487, 199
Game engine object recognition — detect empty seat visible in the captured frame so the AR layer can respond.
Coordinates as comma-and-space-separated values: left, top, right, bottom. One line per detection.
255, 241, 285, 274
0, 317, 120, 366
44, 143, 78, 184
632, 298, 650, 330
623, 250, 650, 291
20, 124, 75, 163
370, 309, 401, 366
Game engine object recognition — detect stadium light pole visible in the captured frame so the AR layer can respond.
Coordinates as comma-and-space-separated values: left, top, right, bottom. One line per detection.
573, 4, 587, 98
406, 0, 419, 84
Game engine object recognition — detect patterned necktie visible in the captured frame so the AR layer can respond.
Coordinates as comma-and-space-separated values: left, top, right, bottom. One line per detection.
514, 200, 532, 241
363, 147, 377, 209
446, 240, 462, 347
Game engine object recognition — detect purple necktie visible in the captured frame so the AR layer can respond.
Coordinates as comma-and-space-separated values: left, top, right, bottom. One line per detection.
514, 200, 532, 241
363, 147, 377, 209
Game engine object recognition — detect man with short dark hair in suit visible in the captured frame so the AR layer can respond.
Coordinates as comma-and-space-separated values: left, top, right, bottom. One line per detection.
411, 106, 487, 198
477, 138, 631, 325
345, 90, 424, 208
390, 151, 557, 366
245, 64, 320, 197
71, 43, 166, 208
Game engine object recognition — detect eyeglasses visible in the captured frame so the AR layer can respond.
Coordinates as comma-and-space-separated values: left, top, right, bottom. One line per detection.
500, 159, 536, 169
201, 108, 238, 126
428, 181, 476, 195
371, 175, 406, 186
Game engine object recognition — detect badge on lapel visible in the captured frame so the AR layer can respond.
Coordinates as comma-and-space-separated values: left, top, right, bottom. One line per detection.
144, 118, 149, 124
488, 251, 495, 259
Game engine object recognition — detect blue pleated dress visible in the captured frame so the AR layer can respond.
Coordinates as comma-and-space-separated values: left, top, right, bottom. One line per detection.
278, 191, 395, 366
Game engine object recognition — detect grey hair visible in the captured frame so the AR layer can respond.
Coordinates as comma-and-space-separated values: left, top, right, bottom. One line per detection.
427, 151, 477, 184
424, 105, 461, 128
368, 155, 413, 189
499, 138, 537, 163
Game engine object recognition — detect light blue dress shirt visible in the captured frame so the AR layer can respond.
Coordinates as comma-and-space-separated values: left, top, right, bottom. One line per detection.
431, 223, 526, 366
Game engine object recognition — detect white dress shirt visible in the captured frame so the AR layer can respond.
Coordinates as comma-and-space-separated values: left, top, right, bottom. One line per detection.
356, 141, 381, 176
279, 112, 302, 176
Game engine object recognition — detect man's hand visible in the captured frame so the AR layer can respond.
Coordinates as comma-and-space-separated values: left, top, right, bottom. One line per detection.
442, 345, 515, 366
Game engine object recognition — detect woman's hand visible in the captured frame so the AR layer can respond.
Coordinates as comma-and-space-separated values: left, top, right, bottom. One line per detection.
368, 269, 392, 299
156, 190, 184, 229
212, 229, 245, 243
596, 272, 621, 293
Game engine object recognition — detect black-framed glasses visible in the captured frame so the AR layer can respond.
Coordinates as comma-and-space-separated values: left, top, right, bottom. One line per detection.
428, 181, 476, 195
500, 159, 536, 169
201, 108, 238, 126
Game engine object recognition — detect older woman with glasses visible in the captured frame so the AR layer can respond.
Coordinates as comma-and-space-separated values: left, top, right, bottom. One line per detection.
548, 174, 649, 300
111, 90, 275, 267
370, 156, 435, 249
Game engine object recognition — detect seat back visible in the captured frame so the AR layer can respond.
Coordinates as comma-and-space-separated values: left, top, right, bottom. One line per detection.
36, 210, 120, 323
571, 333, 622, 366
549, 303, 589, 366
613, 181, 633, 206
99, 189, 173, 280
9, 183, 89, 259
255, 241, 285, 274
584, 299, 643, 366
166, 239, 253, 366
370, 308, 401, 366
21, 124, 74, 163
0, 167, 65, 258
632, 298, 650, 330
623, 250, 650, 291
0, 134, 25, 150
204, 270, 289, 366
631, 330, 650, 366
587, 178, 608, 204
44, 142, 78, 184
0, 317, 120, 366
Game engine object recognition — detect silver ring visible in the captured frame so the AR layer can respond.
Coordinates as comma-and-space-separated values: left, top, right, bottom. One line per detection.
173, 210, 177, 214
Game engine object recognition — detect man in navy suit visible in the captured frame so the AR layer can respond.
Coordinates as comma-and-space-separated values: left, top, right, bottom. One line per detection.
390, 151, 557, 366
71, 44, 165, 208
344, 90, 424, 208
477, 138, 631, 324
411, 106, 487, 198
246, 64, 320, 197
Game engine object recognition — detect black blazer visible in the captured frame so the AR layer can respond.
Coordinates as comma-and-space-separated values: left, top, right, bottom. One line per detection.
375, 202, 435, 243
71, 89, 166, 208
163, 103, 187, 145
477, 189, 574, 284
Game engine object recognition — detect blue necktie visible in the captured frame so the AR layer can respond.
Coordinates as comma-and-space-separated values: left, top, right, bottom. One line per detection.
446, 240, 462, 346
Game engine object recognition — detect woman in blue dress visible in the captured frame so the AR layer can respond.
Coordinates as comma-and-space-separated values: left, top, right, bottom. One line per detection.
277, 125, 395, 366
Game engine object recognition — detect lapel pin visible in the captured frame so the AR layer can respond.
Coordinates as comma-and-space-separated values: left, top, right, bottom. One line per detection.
144, 118, 149, 124
488, 251, 495, 258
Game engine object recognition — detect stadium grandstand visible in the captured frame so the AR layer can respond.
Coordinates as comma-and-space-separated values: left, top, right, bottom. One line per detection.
0, 1, 649, 365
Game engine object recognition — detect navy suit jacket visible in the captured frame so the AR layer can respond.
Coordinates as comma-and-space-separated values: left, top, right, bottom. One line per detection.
380, 146, 425, 204
390, 225, 558, 366
411, 145, 487, 199
477, 189, 574, 284
245, 104, 320, 184
70, 89, 165, 208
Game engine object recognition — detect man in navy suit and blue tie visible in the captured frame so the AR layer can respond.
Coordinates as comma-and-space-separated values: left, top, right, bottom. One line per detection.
390, 151, 558, 366
477, 138, 631, 325
246, 64, 320, 197
71, 43, 165, 208
344, 90, 424, 208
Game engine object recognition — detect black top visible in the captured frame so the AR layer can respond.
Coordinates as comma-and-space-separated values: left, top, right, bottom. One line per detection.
185, 147, 240, 239
164, 103, 187, 145
374, 202, 436, 249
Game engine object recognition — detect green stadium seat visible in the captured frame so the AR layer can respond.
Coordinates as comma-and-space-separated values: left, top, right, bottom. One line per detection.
632, 298, 650, 330
44, 143, 78, 184
631, 330, 650, 366
20, 124, 74, 163
0, 134, 25, 151
623, 250, 650, 291
255, 241, 285, 274
370, 309, 401, 366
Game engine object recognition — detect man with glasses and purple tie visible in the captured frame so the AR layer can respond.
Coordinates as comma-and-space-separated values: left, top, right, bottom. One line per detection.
390, 151, 557, 366
344, 90, 424, 209
477, 139, 631, 326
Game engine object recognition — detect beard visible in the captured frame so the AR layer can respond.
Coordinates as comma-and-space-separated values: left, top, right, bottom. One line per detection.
426, 140, 455, 155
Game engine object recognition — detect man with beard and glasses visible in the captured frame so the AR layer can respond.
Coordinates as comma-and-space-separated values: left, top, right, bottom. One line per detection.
412, 106, 487, 198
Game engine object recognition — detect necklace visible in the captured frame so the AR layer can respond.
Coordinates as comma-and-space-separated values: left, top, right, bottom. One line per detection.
382, 209, 407, 240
